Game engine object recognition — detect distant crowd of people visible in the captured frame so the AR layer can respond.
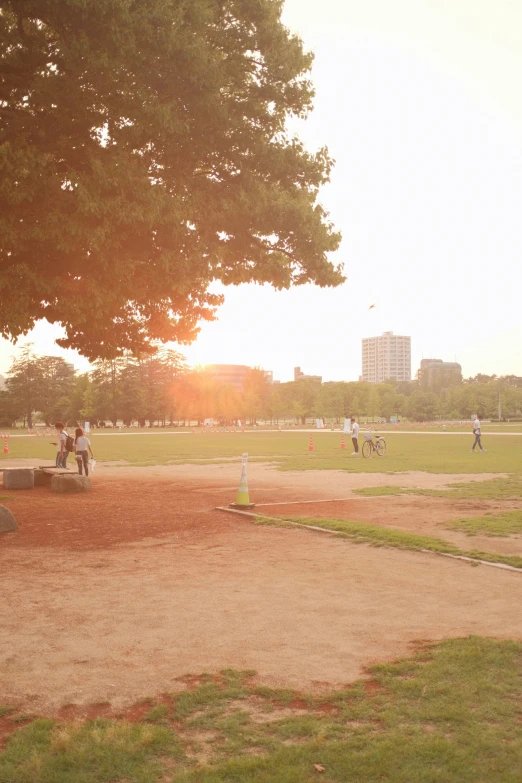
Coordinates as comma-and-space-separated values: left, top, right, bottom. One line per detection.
51, 423, 95, 476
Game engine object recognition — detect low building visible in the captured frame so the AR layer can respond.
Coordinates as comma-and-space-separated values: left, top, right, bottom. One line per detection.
419, 359, 462, 389
294, 366, 322, 383
203, 364, 273, 393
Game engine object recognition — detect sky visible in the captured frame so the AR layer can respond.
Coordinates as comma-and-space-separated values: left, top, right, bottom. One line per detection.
1, 0, 521, 382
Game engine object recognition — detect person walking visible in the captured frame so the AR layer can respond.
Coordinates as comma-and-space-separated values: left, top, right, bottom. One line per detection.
350, 416, 360, 455
471, 414, 486, 452
74, 427, 94, 476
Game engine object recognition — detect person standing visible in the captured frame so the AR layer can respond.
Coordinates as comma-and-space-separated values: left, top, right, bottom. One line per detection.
74, 427, 94, 476
471, 414, 486, 452
350, 416, 360, 455
52, 422, 71, 468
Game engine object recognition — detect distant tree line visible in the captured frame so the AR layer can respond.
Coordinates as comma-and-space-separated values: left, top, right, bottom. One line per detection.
1, 348, 522, 428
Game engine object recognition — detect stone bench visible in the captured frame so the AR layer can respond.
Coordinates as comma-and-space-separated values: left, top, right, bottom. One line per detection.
35, 466, 74, 487
2, 468, 34, 490
51, 474, 92, 493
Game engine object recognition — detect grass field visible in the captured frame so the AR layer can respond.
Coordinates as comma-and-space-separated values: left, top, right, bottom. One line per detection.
1, 431, 522, 474
1, 638, 521, 783
4, 421, 522, 435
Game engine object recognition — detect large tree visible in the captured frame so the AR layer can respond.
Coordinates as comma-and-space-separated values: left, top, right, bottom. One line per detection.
0, 0, 343, 359
5, 348, 77, 426
4, 345, 44, 428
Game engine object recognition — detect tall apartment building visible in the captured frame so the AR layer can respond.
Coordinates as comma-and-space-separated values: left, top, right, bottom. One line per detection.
362, 332, 411, 383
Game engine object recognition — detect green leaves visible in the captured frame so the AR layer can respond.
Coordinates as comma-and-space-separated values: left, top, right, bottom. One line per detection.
1, 0, 342, 359
4, 347, 76, 427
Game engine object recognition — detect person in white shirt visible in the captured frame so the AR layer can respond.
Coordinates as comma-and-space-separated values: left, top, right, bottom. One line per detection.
471, 415, 486, 452
51, 422, 71, 468
74, 427, 95, 476
350, 416, 360, 455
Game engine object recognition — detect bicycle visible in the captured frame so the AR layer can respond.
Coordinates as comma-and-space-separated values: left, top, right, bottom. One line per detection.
362, 433, 386, 459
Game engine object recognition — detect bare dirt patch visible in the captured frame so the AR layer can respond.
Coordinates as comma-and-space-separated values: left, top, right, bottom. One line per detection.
1, 473, 521, 716
97, 462, 508, 496
0, 457, 507, 497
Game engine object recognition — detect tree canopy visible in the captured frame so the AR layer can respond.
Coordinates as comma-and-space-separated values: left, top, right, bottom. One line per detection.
0, 0, 342, 359
3, 350, 521, 429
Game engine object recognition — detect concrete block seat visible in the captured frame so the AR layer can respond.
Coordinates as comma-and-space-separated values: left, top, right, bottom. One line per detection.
35, 465, 74, 487
2, 468, 34, 490
34, 469, 53, 487
51, 474, 92, 493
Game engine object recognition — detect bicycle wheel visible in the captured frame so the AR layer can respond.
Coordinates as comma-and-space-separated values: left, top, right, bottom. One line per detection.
362, 440, 372, 459
375, 438, 386, 456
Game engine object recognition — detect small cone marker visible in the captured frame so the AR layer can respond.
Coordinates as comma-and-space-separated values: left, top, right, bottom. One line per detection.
340, 435, 345, 449
230, 453, 255, 509
309, 435, 314, 452
3, 438, 8, 454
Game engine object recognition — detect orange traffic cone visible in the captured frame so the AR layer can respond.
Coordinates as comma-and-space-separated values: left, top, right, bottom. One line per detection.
308, 435, 314, 452
3, 438, 8, 454
340, 435, 345, 449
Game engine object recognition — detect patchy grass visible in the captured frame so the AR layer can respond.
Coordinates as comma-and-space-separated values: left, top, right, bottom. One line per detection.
0, 707, 14, 719
353, 476, 522, 500
448, 510, 522, 537
2, 639, 521, 782
353, 485, 406, 496
422, 476, 522, 500
143, 704, 170, 724
276, 516, 522, 569
0, 719, 183, 783
8, 714, 34, 724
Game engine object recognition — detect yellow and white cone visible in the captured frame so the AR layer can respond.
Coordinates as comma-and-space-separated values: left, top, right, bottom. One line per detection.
230, 453, 255, 509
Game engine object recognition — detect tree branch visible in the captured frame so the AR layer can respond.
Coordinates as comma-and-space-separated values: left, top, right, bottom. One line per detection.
17, 12, 28, 43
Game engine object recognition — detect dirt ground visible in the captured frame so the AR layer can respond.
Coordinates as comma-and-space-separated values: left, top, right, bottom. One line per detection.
1, 466, 521, 716
0, 457, 508, 495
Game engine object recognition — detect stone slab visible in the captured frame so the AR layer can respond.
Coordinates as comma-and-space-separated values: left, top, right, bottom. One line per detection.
38, 467, 75, 475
